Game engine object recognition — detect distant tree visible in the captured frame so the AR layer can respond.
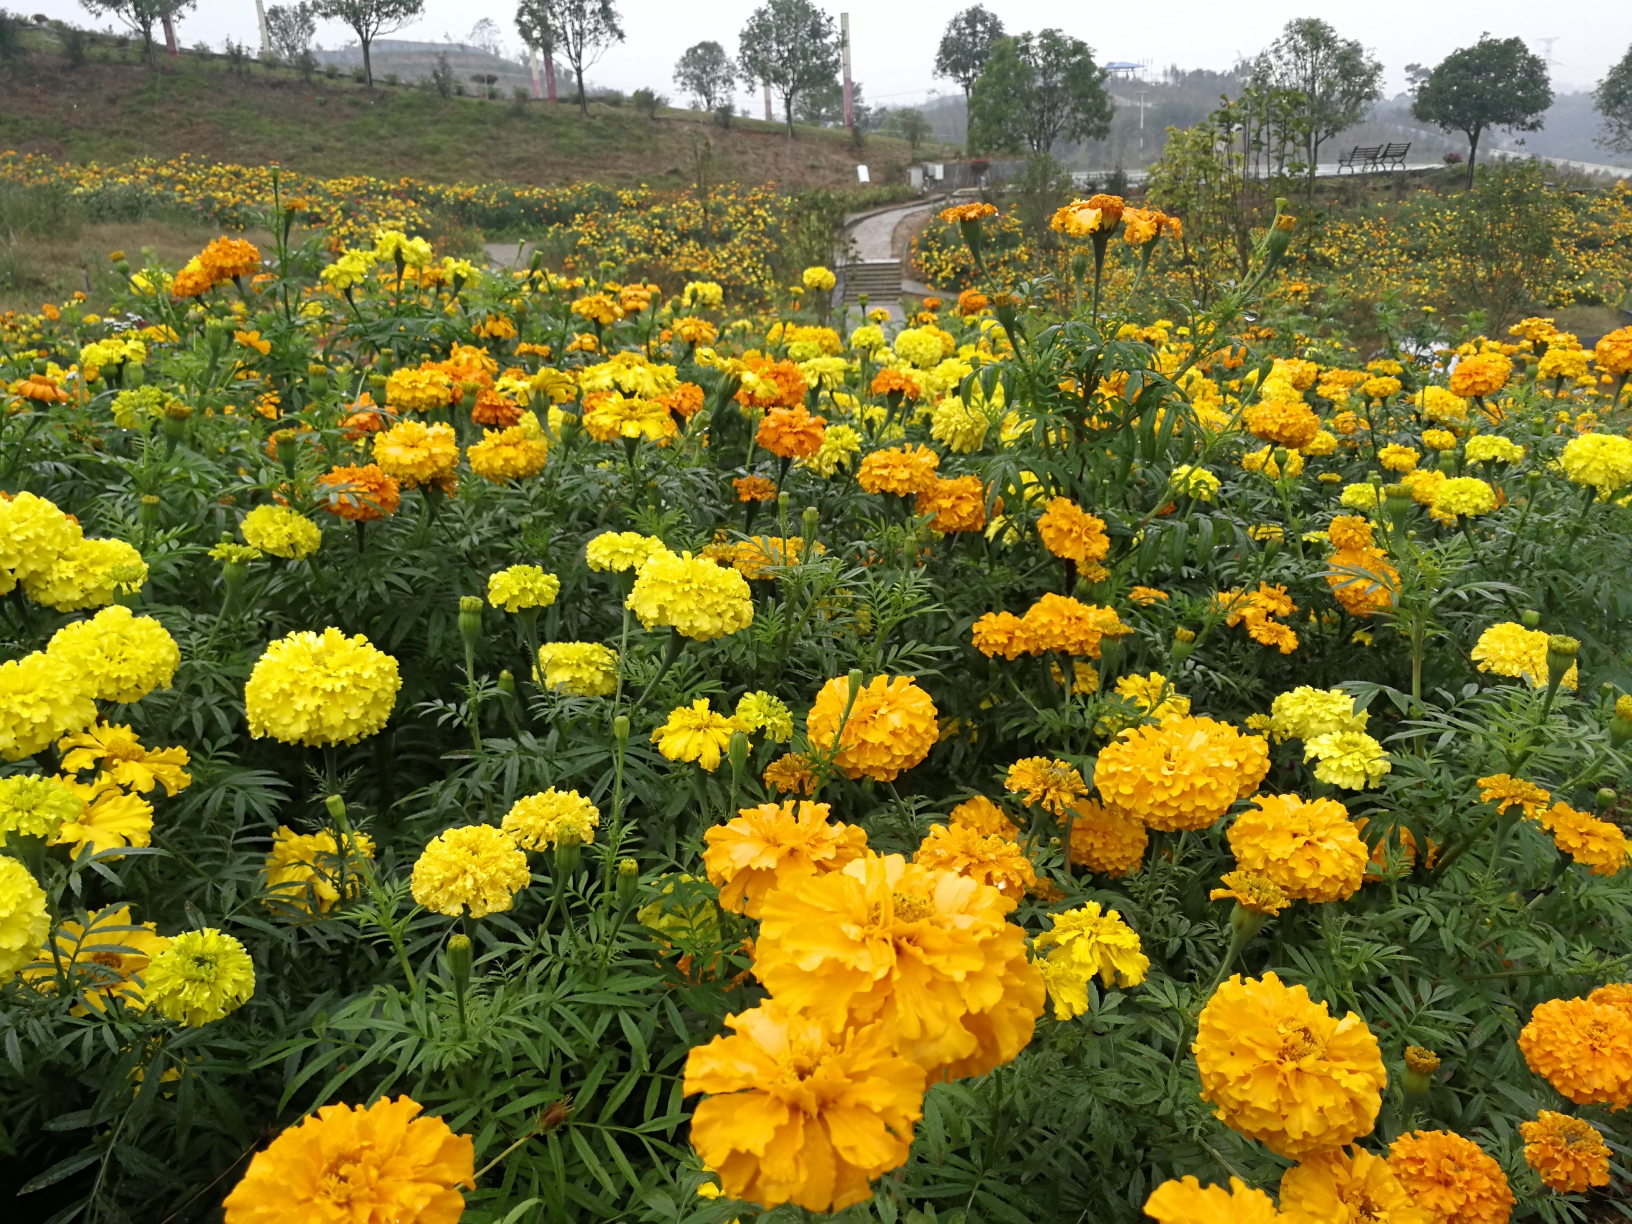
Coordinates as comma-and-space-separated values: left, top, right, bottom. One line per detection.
513, 0, 555, 97
737, 0, 841, 139
1594, 43, 1632, 154
899, 108, 931, 152
934, 4, 1004, 100
468, 18, 503, 56
513, 0, 622, 117
1254, 17, 1383, 198
1413, 34, 1552, 188
311, 0, 423, 87
674, 40, 737, 118
967, 30, 1112, 156
79, 0, 196, 64
1403, 62, 1431, 93
265, 3, 316, 65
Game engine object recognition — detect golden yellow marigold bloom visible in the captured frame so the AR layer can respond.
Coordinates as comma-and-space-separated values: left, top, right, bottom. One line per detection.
261, 826, 375, 917
1227, 794, 1367, 903
372, 420, 458, 489
58, 723, 190, 796
144, 928, 255, 1026
1472, 622, 1576, 690
1195, 972, 1386, 1158
949, 795, 1018, 841
1172, 465, 1222, 500
627, 550, 754, 641
1303, 730, 1391, 791
585, 530, 666, 573
1592, 326, 1632, 376
762, 751, 817, 796
1387, 1131, 1514, 1224
1102, 671, 1191, 733
1034, 901, 1148, 1019
571, 293, 623, 326
502, 788, 599, 851
1037, 497, 1111, 568
1218, 583, 1300, 654
0, 651, 97, 762
246, 628, 400, 747
0, 490, 77, 593
914, 822, 1036, 902
535, 641, 617, 696
1280, 1146, 1428, 1224
1270, 686, 1367, 743
857, 444, 940, 496
1433, 477, 1496, 519
316, 463, 400, 522
486, 564, 559, 613
45, 605, 178, 704
22, 534, 147, 612
941, 201, 998, 224
931, 396, 992, 453
1095, 716, 1270, 831
240, 504, 321, 560
683, 999, 925, 1213
582, 392, 676, 444
410, 825, 530, 919
1560, 433, 1632, 498
756, 405, 827, 459
384, 366, 456, 413
1476, 774, 1550, 818
467, 424, 549, 482
734, 690, 793, 741
1448, 352, 1513, 398
0, 774, 82, 845
1538, 346, 1590, 382
1537, 802, 1630, 876
1241, 444, 1303, 479
1521, 1111, 1611, 1194
1005, 756, 1089, 816
755, 851, 1044, 1078
1143, 1176, 1282, 1224
1464, 436, 1523, 464
1518, 996, 1632, 1109
1050, 193, 1124, 236
915, 473, 991, 533
1245, 399, 1321, 450
1377, 443, 1420, 473
1065, 798, 1148, 877
0, 856, 48, 983
49, 775, 153, 855
652, 698, 740, 771
1210, 869, 1289, 916
22, 904, 167, 1012
1422, 428, 1458, 452
806, 675, 937, 782
222, 1095, 476, 1224
1417, 385, 1471, 423
704, 800, 868, 917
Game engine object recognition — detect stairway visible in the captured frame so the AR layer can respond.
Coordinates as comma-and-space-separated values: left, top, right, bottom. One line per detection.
839, 260, 904, 308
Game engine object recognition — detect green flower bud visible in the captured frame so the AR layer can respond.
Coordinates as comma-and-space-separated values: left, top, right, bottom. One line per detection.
1546, 635, 1580, 688
445, 933, 473, 990
1598, 787, 1618, 808
616, 857, 639, 910
727, 729, 749, 779
324, 794, 348, 822
124, 360, 145, 388
138, 494, 161, 528
458, 595, 484, 649
555, 828, 583, 878
498, 670, 516, 698
1520, 609, 1542, 629
613, 714, 630, 747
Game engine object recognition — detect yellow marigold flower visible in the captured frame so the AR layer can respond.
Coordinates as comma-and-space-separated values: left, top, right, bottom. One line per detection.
1050, 193, 1124, 235
806, 674, 938, 782
930, 396, 991, 453
371, 420, 458, 489
1270, 686, 1367, 743
857, 444, 940, 496
1227, 794, 1368, 903
50, 775, 153, 855
1520, 1111, 1610, 1194
627, 551, 754, 641
467, 424, 549, 482
1537, 802, 1630, 876
1404, 1045, 1441, 1075
914, 822, 1036, 901
1465, 435, 1524, 464
1472, 622, 1576, 690
940, 201, 998, 224
1448, 352, 1513, 398
682, 280, 724, 308
240, 504, 321, 560
410, 824, 530, 919
0, 651, 97, 762
1422, 428, 1458, 451
800, 422, 863, 477
734, 690, 793, 742
261, 826, 375, 917
1433, 476, 1496, 518
1339, 483, 1381, 511
755, 850, 1045, 1078
1519, 996, 1632, 1108
535, 642, 617, 697
245, 628, 401, 747
1130, 586, 1169, 606
1064, 798, 1147, 877
1538, 346, 1590, 382
486, 565, 559, 613
384, 366, 455, 413
704, 800, 867, 917
1387, 1131, 1514, 1224
1280, 1147, 1428, 1224
1037, 497, 1111, 568
1195, 971, 1386, 1158
652, 698, 740, 771
762, 751, 817, 796
1245, 399, 1321, 450
22, 904, 167, 1012
1593, 326, 1632, 376
1417, 385, 1470, 423
1209, 869, 1288, 916
1005, 756, 1089, 816
949, 795, 1018, 841
1378, 443, 1420, 472
585, 530, 666, 573
582, 392, 676, 443
683, 999, 925, 1213
1171, 465, 1222, 500
0, 490, 77, 593
1034, 901, 1148, 1019
144, 928, 255, 1026
1144, 1177, 1281, 1224
1477, 773, 1550, 817
45, 605, 178, 704
0, 774, 83, 845
22, 534, 147, 611
1303, 730, 1391, 790
1108, 671, 1191, 729
222, 1095, 475, 1224
1095, 716, 1270, 832
502, 788, 600, 851
0, 856, 48, 983
1560, 433, 1632, 498
1304, 429, 1339, 456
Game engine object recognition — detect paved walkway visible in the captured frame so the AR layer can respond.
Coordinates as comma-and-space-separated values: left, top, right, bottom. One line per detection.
846, 200, 942, 261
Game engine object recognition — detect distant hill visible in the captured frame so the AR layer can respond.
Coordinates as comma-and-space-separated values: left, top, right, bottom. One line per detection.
313, 39, 536, 95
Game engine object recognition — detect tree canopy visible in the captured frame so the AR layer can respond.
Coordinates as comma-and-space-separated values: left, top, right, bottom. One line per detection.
1253, 18, 1383, 196
79, 0, 196, 63
1413, 34, 1553, 188
311, 0, 423, 87
934, 5, 1005, 100
515, 0, 623, 117
737, 0, 841, 140
1594, 43, 1632, 154
967, 30, 1112, 157
674, 41, 737, 117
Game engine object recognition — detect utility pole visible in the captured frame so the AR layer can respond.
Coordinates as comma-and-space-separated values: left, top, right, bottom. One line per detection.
1137, 90, 1148, 155
763, 81, 773, 123
840, 13, 854, 131
254, 0, 271, 55
529, 46, 543, 99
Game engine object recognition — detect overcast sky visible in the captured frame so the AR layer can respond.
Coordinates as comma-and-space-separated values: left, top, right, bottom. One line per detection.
27, 0, 1632, 104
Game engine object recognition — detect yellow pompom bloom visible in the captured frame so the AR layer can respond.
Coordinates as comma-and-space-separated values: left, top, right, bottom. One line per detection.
1194, 971, 1386, 1158
1144, 1177, 1282, 1224
535, 642, 617, 697
1269, 686, 1367, 742
652, 699, 739, 771
0, 856, 48, 983
703, 800, 868, 918
245, 628, 402, 747
0, 774, 83, 845
683, 999, 925, 1213
1465, 435, 1524, 465
1034, 902, 1148, 1019
949, 795, 1019, 841
1433, 477, 1496, 519
1387, 1131, 1514, 1224
1004, 756, 1089, 816
626, 551, 754, 641
22, 535, 146, 611
1280, 1147, 1428, 1224
1339, 482, 1381, 511
502, 788, 600, 851
1422, 428, 1457, 451
467, 425, 548, 482
930, 396, 991, 453
384, 365, 455, 413
1303, 730, 1391, 790
1245, 399, 1321, 450
1560, 433, 1632, 497
806, 675, 938, 782
913, 822, 1036, 901
1521, 1111, 1611, 1194
1064, 798, 1148, 877
1095, 716, 1270, 831
0, 491, 77, 593
240, 504, 322, 560
734, 690, 793, 742
371, 419, 459, 488
486, 564, 560, 613
144, 928, 256, 1026
45, 605, 179, 703
0, 651, 97, 761
1472, 622, 1576, 690
1227, 794, 1367, 903
409, 825, 530, 919
1171, 465, 1222, 500
1377, 443, 1419, 473
585, 530, 667, 573
222, 1095, 476, 1224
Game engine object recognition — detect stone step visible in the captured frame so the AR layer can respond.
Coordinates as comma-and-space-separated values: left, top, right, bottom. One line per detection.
840, 260, 905, 304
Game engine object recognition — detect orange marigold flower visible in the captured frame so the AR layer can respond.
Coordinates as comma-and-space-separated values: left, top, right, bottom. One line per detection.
1144, 1177, 1281, 1224
1587, 982, 1632, 1019
970, 610, 1032, 660
869, 368, 921, 401
806, 674, 937, 782
1537, 802, 1631, 876
857, 444, 939, 496
914, 822, 1036, 902
1037, 497, 1111, 568
316, 464, 400, 522
732, 474, 779, 503
1226, 793, 1367, 904
1325, 521, 1398, 618
198, 236, 262, 284
754, 850, 1045, 1078
757, 405, 827, 459
1245, 399, 1321, 450
915, 474, 990, 533
1521, 1111, 1611, 1194
940, 201, 998, 224
1064, 798, 1147, 877
762, 751, 817, 796
957, 289, 990, 316
1022, 593, 1128, 657
702, 800, 868, 918
683, 999, 925, 1213
658, 382, 706, 419
221, 1095, 474, 1224
949, 795, 1018, 841
1448, 352, 1513, 399
12, 373, 70, 403
471, 387, 522, 428
1280, 1147, 1429, 1224
1218, 583, 1300, 654
736, 356, 808, 410
1518, 996, 1632, 1109
1095, 715, 1270, 831
1195, 972, 1386, 1158
1387, 1131, 1514, 1224
1477, 774, 1551, 818
1005, 756, 1088, 816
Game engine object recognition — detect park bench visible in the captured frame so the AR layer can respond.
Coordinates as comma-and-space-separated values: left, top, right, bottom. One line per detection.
1337, 145, 1381, 173
1372, 141, 1411, 170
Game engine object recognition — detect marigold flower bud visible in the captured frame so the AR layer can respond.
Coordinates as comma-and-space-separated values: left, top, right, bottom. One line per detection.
125, 360, 145, 388
727, 729, 749, 778
445, 933, 473, 990
1403, 1045, 1439, 1096
616, 857, 639, 909
1521, 609, 1542, 629
554, 827, 582, 877
1597, 788, 1618, 808
324, 794, 347, 822
1547, 636, 1580, 689
498, 670, 516, 698
613, 714, 630, 746
458, 595, 483, 649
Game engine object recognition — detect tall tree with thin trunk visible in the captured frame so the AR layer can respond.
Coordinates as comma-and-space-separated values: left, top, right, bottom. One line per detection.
737, 0, 840, 140
967, 30, 1112, 156
311, 0, 423, 88
1592, 43, 1632, 154
515, 0, 622, 118
80, 0, 196, 64
934, 5, 1004, 101
1413, 34, 1552, 189
674, 41, 736, 115
514, 1, 557, 101
1254, 17, 1382, 199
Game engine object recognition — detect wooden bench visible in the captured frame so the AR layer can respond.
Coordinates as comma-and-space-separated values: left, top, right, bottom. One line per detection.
1337, 145, 1382, 174
1372, 141, 1411, 171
